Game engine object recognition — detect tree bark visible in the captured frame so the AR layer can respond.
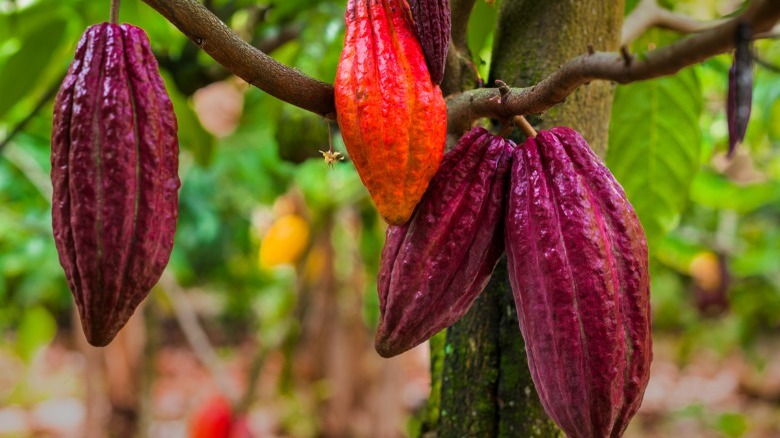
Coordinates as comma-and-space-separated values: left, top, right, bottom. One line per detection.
429, 1, 624, 436
489, 0, 624, 155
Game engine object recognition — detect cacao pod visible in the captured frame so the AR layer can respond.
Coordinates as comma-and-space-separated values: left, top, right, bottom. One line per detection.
505, 127, 651, 438
335, 0, 447, 225
727, 24, 753, 157
408, 0, 451, 84
376, 127, 512, 357
51, 23, 180, 347
258, 214, 310, 269
190, 395, 253, 438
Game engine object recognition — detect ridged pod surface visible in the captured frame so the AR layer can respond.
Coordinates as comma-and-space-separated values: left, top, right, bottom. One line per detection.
51, 23, 180, 346
408, 0, 450, 84
335, 0, 447, 225
505, 127, 651, 438
376, 127, 512, 357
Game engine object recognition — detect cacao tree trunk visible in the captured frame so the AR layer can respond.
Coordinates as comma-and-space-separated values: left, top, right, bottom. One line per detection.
425, 1, 624, 436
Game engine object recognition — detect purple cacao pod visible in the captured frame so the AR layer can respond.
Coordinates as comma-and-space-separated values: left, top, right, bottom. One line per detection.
727, 23, 753, 157
51, 23, 180, 346
375, 127, 512, 357
505, 127, 651, 438
408, 0, 450, 84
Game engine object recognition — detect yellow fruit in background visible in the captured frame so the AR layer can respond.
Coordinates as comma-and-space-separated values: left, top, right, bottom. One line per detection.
688, 251, 722, 292
259, 214, 310, 268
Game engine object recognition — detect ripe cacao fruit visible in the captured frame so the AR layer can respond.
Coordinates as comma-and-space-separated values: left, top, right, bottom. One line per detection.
190, 395, 253, 438
505, 127, 651, 438
51, 23, 180, 347
727, 23, 753, 157
335, 0, 447, 225
376, 127, 512, 357
258, 214, 310, 269
408, 0, 451, 84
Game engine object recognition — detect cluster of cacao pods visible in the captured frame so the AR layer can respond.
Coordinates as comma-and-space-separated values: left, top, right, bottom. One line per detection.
333, 2, 652, 433
377, 125, 652, 437
51, 22, 180, 346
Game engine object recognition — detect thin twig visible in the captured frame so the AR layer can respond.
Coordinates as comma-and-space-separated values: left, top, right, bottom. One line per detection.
234, 347, 268, 415
0, 76, 63, 154
754, 52, 780, 73
4, 144, 52, 201
158, 271, 239, 403
621, 0, 726, 46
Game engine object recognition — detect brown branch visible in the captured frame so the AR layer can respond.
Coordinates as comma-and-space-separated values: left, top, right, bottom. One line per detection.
139, 0, 779, 132
139, 0, 335, 118
621, 0, 726, 45
446, 0, 780, 137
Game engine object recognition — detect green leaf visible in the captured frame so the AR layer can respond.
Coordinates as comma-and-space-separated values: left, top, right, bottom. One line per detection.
15, 306, 56, 362
713, 412, 749, 438
690, 170, 780, 213
467, 0, 498, 79
607, 65, 703, 250
0, 18, 67, 120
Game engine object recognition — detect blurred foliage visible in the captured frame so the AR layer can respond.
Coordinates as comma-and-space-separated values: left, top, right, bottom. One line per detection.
606, 2, 780, 364
0, 0, 778, 435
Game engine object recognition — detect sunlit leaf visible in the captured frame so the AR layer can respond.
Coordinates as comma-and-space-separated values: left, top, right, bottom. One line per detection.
15, 306, 56, 362
690, 170, 780, 213
607, 65, 703, 250
0, 18, 66, 120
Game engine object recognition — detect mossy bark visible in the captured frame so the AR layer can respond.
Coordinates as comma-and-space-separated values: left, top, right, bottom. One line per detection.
489, 0, 624, 156
424, 1, 624, 436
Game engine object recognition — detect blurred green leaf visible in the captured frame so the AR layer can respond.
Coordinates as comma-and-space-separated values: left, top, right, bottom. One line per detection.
690, 170, 780, 213
294, 158, 366, 213
15, 306, 56, 362
713, 412, 749, 438
0, 18, 66, 120
607, 64, 703, 250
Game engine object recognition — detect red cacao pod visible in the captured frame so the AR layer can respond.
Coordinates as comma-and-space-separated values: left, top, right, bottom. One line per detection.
505, 127, 651, 438
335, 0, 447, 225
376, 127, 512, 357
51, 23, 180, 347
189, 395, 253, 438
408, 0, 451, 84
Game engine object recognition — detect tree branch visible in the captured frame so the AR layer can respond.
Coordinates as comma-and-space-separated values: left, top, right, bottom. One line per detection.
621, 0, 726, 45
139, 0, 779, 132
139, 0, 336, 118
446, 0, 780, 138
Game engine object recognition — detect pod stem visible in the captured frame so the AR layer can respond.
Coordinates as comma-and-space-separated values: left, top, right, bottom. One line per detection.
110, 0, 120, 24
513, 115, 537, 138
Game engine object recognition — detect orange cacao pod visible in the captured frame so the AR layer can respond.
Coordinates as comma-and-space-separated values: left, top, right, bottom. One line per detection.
335, 0, 447, 225
51, 23, 180, 346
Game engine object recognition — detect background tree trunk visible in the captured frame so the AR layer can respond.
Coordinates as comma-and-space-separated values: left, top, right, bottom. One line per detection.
427, 1, 625, 436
